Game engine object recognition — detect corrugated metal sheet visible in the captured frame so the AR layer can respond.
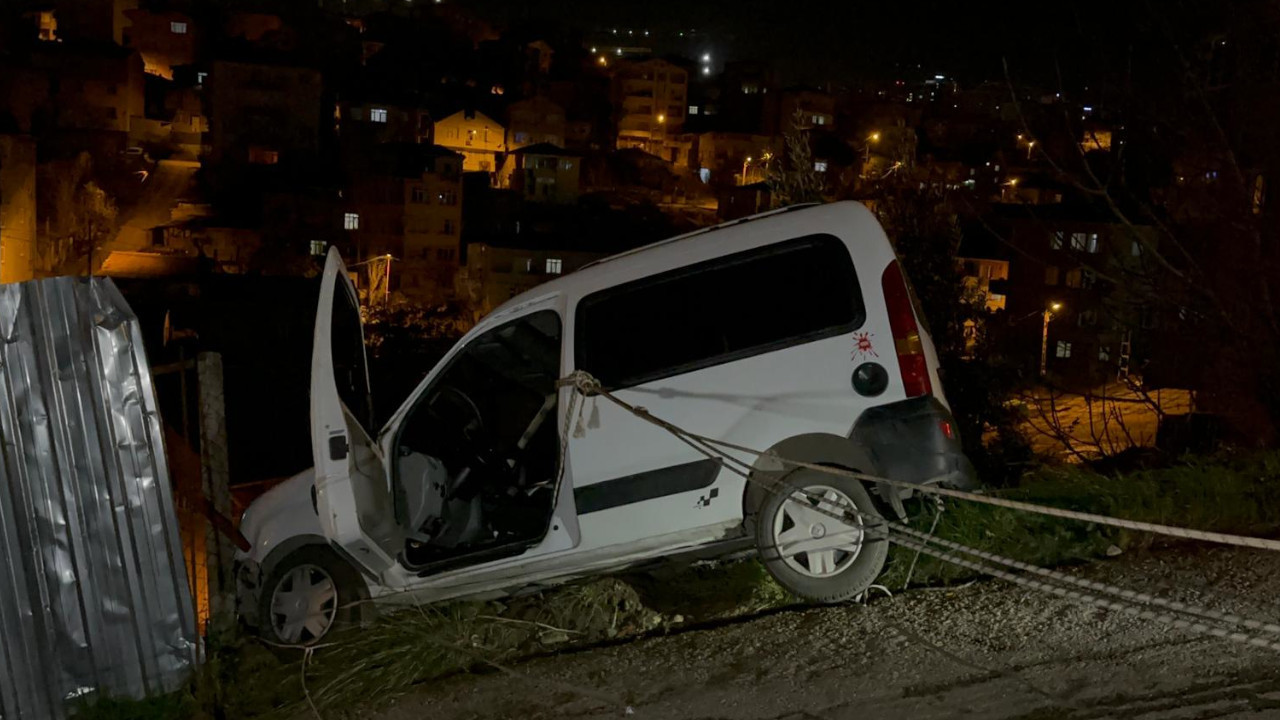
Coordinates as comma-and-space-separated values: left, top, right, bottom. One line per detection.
0, 277, 197, 719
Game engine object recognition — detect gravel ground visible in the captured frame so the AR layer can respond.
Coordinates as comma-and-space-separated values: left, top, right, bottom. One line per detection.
367, 547, 1280, 720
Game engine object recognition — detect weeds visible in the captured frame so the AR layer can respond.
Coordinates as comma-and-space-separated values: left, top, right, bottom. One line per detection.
882, 450, 1280, 587
72, 451, 1280, 719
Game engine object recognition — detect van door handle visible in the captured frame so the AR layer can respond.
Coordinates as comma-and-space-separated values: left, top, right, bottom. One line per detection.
329, 433, 349, 461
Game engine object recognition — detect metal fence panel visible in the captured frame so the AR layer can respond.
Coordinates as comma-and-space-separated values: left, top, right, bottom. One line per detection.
0, 277, 196, 719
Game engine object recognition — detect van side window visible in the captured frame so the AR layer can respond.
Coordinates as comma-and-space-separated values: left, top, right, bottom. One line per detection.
575, 234, 864, 390
331, 281, 374, 430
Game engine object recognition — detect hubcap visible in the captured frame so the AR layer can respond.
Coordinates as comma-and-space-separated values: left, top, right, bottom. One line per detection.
771, 484, 864, 578
270, 564, 338, 645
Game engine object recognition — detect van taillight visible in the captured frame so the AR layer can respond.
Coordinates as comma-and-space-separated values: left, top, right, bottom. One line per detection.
881, 260, 932, 398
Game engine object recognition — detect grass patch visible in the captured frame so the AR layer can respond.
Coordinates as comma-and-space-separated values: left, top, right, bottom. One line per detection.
881, 450, 1280, 588
72, 451, 1280, 719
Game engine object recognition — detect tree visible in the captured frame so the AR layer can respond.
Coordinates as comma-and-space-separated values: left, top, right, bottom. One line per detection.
876, 186, 1032, 484
35, 152, 117, 275
998, 0, 1280, 445
767, 109, 825, 206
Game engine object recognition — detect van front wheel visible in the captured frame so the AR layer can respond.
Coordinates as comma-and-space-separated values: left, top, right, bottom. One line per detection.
755, 469, 888, 603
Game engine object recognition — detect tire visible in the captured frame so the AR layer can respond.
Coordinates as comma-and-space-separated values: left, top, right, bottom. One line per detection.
257, 545, 366, 647
755, 468, 888, 603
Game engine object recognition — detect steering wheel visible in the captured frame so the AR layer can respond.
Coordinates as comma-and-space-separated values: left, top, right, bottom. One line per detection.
424, 386, 509, 496
433, 386, 485, 442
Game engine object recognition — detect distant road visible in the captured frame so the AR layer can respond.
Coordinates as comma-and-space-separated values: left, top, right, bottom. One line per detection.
95, 158, 199, 270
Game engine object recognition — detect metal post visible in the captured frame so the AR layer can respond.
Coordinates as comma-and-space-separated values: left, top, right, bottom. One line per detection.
197, 352, 234, 623
1039, 310, 1051, 378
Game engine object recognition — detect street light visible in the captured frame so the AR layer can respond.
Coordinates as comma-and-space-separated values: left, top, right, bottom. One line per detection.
1040, 301, 1062, 378
741, 156, 753, 185
1026, 139, 1037, 159
864, 131, 881, 165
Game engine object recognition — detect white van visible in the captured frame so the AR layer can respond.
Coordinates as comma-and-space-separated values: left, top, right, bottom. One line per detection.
236, 201, 976, 645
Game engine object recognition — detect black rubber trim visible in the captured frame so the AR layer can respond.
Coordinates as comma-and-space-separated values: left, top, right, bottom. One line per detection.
575, 459, 721, 514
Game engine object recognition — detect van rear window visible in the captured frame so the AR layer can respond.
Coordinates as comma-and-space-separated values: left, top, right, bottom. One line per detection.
575, 234, 864, 390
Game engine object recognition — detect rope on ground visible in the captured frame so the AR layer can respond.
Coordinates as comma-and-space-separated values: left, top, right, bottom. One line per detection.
901, 502, 942, 590
888, 521, 1280, 637
556, 370, 1280, 553
889, 533, 1280, 653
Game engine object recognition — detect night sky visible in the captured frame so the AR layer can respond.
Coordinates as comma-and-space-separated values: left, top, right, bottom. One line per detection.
464, 0, 1149, 88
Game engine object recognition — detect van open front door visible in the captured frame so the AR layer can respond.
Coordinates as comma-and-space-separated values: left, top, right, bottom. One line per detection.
311, 248, 401, 577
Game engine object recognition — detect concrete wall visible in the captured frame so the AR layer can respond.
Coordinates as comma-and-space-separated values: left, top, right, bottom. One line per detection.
0, 136, 36, 283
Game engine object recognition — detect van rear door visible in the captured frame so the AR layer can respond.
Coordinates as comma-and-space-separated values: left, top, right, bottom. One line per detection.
568, 231, 875, 548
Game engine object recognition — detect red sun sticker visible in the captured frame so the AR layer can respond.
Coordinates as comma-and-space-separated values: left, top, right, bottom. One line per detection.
852, 331, 878, 359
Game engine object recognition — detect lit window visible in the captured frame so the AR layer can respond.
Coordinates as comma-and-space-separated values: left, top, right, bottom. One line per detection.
1045, 266, 1060, 285
688, 105, 699, 115
437, 190, 457, 206
248, 146, 279, 165
1086, 233, 1100, 253
171, 21, 188, 34
562, 160, 574, 170
1070, 232, 1087, 251
370, 108, 388, 123
514, 131, 530, 144
1131, 241, 1142, 257
344, 213, 360, 230
309, 240, 327, 256
1098, 346, 1111, 362
812, 114, 826, 125
814, 161, 828, 172
196, 71, 207, 85
1081, 268, 1097, 288
1051, 231, 1064, 250
545, 258, 563, 274
1056, 340, 1072, 358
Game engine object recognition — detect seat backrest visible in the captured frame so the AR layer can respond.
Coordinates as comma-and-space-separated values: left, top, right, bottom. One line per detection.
394, 452, 449, 542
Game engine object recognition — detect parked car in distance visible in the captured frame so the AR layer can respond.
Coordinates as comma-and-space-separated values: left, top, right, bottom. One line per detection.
236, 201, 977, 645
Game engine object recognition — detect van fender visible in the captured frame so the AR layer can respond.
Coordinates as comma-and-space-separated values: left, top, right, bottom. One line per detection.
741, 433, 905, 529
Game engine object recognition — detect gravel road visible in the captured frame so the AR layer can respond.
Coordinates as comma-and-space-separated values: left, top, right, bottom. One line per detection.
369, 546, 1280, 720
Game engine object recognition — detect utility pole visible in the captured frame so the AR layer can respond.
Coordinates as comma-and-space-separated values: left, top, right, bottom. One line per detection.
1039, 302, 1061, 377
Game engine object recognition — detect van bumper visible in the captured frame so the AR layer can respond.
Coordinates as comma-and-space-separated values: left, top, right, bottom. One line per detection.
850, 396, 979, 492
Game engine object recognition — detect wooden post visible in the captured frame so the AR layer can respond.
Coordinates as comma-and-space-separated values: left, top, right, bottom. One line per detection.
197, 352, 235, 622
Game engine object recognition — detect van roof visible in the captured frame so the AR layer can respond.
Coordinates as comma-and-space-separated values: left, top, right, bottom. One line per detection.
483, 201, 871, 323
575, 203, 821, 273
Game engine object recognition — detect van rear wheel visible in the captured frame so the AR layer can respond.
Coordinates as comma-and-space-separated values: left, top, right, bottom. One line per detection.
755, 469, 888, 603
